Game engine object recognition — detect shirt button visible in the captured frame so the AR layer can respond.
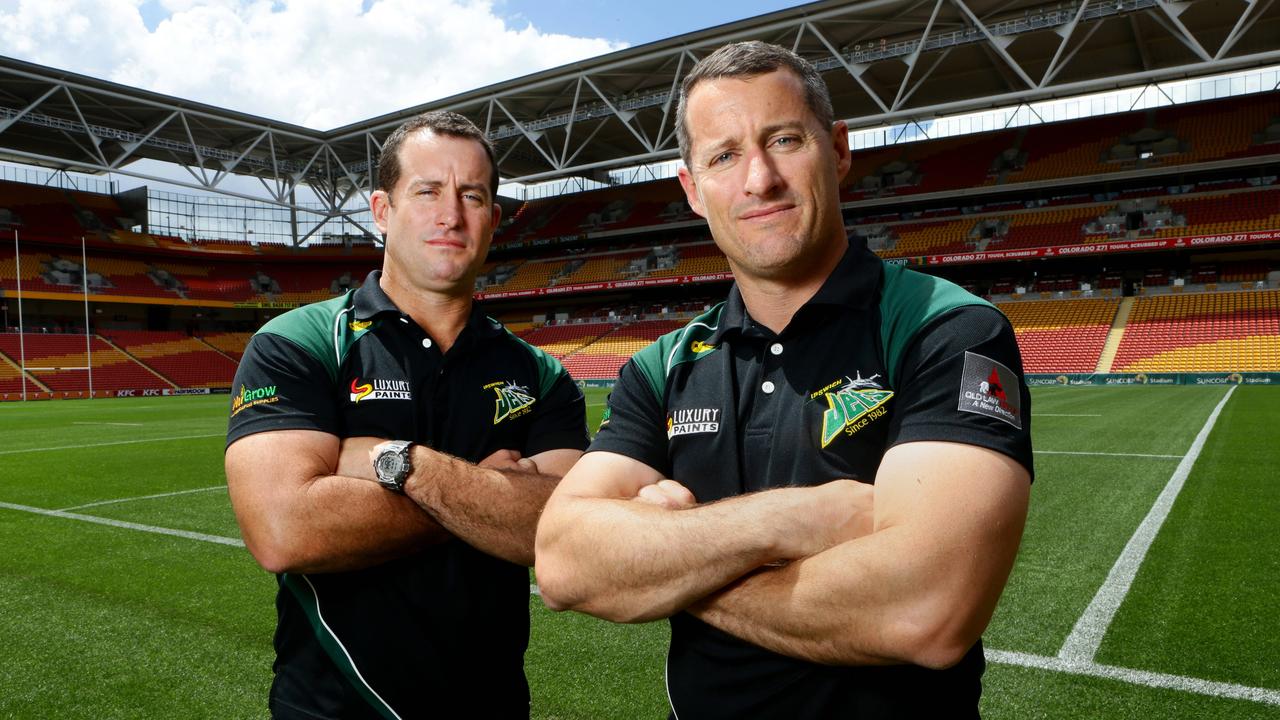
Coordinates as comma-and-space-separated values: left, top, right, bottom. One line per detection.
762, 381, 775, 394
422, 338, 433, 349
770, 343, 783, 356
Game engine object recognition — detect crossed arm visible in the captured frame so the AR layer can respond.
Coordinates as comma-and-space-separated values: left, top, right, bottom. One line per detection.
226, 430, 580, 574
533, 440, 1028, 668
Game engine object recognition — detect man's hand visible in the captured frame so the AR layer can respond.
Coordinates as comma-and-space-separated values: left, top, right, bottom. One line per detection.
799, 479, 875, 557
478, 448, 539, 474
633, 479, 697, 509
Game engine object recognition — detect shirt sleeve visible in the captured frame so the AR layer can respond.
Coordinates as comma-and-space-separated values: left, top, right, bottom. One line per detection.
886, 304, 1034, 481
586, 358, 671, 476
226, 332, 340, 448
523, 369, 591, 457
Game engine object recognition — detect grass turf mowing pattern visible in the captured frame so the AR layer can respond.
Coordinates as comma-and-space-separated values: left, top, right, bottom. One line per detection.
1, 388, 1277, 718
1097, 386, 1280, 689
527, 599, 671, 719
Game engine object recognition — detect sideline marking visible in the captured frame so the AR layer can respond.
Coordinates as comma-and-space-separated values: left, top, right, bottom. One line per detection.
72, 421, 145, 427
59, 485, 225, 511
1057, 385, 1237, 662
0, 432, 225, 456
0, 501, 243, 547
1035, 450, 1181, 458
986, 649, 1280, 706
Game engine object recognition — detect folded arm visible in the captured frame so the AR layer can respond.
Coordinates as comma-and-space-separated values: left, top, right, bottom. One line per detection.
534, 451, 873, 623
226, 429, 450, 574
401, 445, 581, 567
688, 441, 1029, 669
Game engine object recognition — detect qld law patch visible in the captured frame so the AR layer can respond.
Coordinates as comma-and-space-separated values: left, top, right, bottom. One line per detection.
957, 351, 1023, 430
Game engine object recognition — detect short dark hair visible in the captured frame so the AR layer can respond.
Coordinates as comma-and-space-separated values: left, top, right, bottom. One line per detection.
376, 110, 499, 200
675, 41, 835, 167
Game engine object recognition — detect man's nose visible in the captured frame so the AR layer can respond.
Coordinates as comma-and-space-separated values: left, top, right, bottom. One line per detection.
436, 192, 462, 228
743, 150, 783, 197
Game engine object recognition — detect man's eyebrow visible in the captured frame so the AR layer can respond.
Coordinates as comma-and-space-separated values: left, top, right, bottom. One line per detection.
457, 182, 490, 198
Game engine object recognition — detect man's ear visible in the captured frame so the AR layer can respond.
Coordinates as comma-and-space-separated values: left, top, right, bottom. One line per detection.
370, 189, 393, 234
677, 166, 706, 219
831, 120, 852, 183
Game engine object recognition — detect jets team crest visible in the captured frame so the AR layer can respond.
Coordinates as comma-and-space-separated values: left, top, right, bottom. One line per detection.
487, 380, 536, 425
813, 372, 894, 448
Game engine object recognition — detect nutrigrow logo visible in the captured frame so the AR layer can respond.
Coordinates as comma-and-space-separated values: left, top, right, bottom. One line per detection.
231, 384, 278, 417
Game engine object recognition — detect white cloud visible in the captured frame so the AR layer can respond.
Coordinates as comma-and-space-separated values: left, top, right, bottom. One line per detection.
0, 0, 627, 129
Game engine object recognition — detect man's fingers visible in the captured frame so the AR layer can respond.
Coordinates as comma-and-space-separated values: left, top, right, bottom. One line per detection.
516, 457, 539, 473
654, 479, 697, 508
478, 449, 522, 469
633, 480, 697, 510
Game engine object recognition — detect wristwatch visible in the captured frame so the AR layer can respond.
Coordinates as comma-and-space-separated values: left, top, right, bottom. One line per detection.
373, 440, 414, 493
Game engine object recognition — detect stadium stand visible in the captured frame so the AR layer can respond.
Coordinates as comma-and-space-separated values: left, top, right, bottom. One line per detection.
199, 332, 253, 362
998, 298, 1120, 373
559, 319, 687, 379
1112, 290, 1280, 372
0, 333, 167, 391
2, 89, 1279, 396
98, 330, 239, 387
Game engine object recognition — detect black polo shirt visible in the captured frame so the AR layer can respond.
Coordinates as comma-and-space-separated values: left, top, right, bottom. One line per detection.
227, 270, 589, 720
592, 240, 1033, 719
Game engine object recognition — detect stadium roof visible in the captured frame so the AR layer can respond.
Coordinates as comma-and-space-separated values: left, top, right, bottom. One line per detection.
2, 0, 1277, 219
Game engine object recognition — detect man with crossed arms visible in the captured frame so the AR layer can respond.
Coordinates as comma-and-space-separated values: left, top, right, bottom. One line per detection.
535, 42, 1032, 718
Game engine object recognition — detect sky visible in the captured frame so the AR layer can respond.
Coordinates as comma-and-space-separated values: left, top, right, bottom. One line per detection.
0, 0, 808, 130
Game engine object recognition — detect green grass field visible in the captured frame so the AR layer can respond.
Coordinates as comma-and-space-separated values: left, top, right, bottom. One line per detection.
1, 387, 1278, 718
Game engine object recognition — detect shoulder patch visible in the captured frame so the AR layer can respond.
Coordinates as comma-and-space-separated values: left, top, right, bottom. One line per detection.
957, 351, 1023, 429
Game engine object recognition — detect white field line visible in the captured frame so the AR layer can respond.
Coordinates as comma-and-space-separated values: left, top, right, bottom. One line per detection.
1035, 413, 1103, 417
1035, 450, 1182, 459
986, 649, 1280, 706
0, 432, 225, 456
72, 421, 144, 427
1058, 385, 1237, 663
0, 501, 243, 547
59, 485, 225, 511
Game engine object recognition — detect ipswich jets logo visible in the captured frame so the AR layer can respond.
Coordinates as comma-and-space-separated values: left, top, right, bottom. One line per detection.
488, 380, 536, 425
816, 373, 893, 448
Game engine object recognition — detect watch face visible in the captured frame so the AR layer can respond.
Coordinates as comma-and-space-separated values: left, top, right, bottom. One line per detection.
376, 452, 406, 480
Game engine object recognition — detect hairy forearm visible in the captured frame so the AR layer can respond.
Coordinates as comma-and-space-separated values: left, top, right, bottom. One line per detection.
689, 522, 1020, 669
535, 490, 832, 623
404, 448, 560, 567
236, 473, 450, 575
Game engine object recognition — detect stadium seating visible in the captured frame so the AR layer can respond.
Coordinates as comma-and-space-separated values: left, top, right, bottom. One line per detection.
999, 298, 1120, 372
558, 319, 687, 379
98, 330, 239, 387
200, 332, 253, 362
519, 322, 616, 359
0, 333, 167, 391
1112, 290, 1280, 371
